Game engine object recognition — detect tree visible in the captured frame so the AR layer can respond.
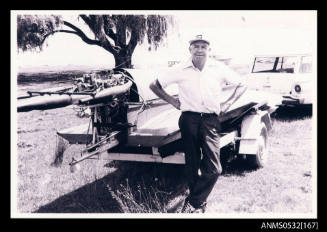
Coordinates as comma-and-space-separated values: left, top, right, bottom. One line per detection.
17, 14, 175, 68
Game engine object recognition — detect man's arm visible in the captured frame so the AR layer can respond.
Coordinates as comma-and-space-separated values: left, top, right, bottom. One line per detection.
220, 83, 247, 113
219, 63, 248, 113
149, 79, 181, 110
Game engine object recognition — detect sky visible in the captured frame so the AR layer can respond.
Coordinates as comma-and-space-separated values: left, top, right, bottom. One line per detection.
13, 10, 317, 70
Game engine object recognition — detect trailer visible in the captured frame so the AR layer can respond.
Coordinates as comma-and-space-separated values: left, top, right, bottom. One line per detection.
48, 68, 282, 172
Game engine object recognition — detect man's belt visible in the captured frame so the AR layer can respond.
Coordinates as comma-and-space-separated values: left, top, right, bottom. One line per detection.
182, 111, 217, 117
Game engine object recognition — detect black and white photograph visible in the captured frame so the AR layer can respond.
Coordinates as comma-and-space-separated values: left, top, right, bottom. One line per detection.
11, 10, 317, 220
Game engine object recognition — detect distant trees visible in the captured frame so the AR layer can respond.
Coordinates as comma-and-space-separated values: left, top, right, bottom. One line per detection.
17, 14, 175, 68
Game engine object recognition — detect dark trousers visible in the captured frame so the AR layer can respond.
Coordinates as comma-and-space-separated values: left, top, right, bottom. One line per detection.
178, 111, 222, 208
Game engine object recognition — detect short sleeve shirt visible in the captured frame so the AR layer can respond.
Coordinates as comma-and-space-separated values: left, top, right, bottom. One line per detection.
157, 58, 244, 115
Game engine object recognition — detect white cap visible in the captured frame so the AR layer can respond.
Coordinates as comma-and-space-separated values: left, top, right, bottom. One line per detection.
189, 34, 210, 46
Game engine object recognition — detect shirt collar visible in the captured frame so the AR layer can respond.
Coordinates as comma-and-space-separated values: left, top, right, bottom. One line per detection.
181, 58, 195, 69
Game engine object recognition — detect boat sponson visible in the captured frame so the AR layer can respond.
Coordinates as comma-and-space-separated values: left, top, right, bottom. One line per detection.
57, 123, 92, 144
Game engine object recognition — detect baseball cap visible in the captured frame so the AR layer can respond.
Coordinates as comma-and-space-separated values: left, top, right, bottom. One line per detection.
189, 34, 210, 46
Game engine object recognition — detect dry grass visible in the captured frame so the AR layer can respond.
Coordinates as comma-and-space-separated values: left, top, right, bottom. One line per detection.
15, 82, 314, 215
16, 103, 188, 213
207, 108, 313, 214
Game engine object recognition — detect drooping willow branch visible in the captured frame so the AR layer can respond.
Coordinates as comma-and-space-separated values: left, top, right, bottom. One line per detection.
41, 21, 102, 47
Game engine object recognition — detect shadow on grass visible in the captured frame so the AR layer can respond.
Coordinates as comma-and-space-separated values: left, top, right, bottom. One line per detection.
35, 161, 188, 213
36, 151, 258, 213
272, 105, 312, 121
221, 157, 257, 177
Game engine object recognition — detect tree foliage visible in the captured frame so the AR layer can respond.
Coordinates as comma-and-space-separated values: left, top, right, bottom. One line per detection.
17, 15, 63, 52
17, 14, 175, 68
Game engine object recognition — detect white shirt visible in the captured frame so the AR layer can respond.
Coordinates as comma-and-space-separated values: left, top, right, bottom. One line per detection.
157, 58, 244, 115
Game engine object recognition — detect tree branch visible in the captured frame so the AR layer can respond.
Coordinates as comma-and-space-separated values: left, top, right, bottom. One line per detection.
77, 16, 120, 55
41, 30, 77, 44
79, 15, 92, 29
62, 21, 102, 46
40, 20, 103, 48
116, 21, 127, 49
103, 27, 117, 42
102, 15, 117, 41
126, 29, 138, 54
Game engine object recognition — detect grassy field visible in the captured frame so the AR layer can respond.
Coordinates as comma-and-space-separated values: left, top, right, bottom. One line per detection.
207, 115, 314, 214
14, 77, 315, 216
14, 100, 315, 216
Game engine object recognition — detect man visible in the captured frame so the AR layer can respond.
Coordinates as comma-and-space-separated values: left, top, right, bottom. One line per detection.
149, 35, 246, 213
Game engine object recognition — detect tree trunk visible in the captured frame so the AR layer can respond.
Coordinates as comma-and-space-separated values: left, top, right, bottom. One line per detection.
114, 49, 133, 69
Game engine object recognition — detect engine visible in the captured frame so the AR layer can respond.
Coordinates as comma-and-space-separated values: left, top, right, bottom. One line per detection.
74, 69, 133, 136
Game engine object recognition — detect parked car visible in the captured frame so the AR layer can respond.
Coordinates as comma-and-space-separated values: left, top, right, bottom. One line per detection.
282, 76, 312, 106
245, 54, 313, 106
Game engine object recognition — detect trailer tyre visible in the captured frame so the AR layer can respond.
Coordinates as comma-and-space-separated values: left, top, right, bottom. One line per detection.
247, 123, 268, 169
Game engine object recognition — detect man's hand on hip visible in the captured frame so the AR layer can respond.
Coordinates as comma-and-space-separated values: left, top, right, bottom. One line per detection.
172, 98, 181, 110
220, 102, 232, 114
150, 79, 180, 110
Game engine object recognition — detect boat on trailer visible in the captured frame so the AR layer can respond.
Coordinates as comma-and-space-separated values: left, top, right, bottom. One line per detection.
44, 68, 282, 170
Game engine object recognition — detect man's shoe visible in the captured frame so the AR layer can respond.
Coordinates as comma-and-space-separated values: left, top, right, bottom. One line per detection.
192, 208, 205, 213
181, 200, 196, 213
181, 200, 206, 213
192, 203, 206, 213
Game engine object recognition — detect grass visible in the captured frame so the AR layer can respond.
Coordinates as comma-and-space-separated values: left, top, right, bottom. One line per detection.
16, 104, 188, 213
207, 108, 313, 214
15, 82, 314, 215
107, 172, 183, 213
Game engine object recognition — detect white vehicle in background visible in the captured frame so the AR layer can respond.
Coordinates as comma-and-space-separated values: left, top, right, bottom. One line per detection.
246, 54, 313, 106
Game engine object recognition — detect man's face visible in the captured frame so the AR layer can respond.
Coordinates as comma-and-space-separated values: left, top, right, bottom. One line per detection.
189, 41, 210, 61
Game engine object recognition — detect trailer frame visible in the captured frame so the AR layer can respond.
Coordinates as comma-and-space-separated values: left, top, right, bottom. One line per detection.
56, 101, 272, 171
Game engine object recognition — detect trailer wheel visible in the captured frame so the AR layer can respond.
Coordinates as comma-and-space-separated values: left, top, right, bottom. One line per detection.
247, 123, 268, 168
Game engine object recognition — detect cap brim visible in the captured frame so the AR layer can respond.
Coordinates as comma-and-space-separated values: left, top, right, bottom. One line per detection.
189, 39, 210, 45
